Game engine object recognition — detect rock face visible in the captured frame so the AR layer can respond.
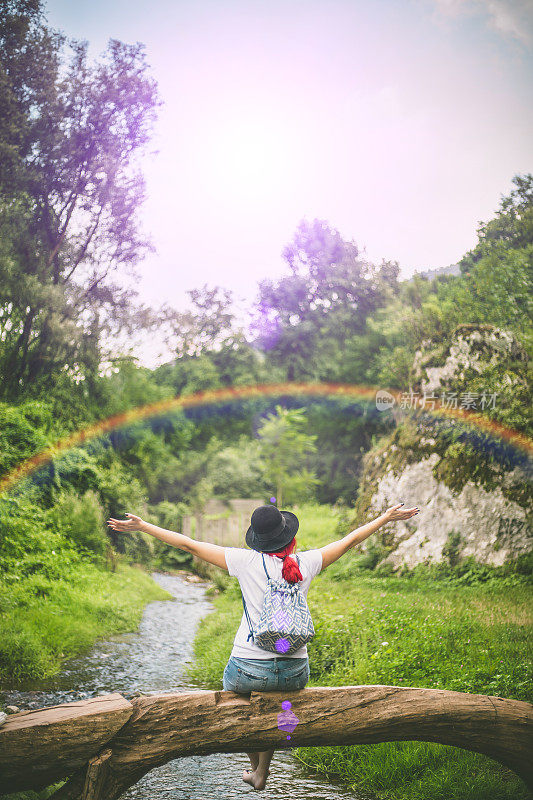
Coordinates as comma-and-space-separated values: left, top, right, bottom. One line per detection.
352, 324, 532, 571
365, 454, 531, 569
412, 324, 528, 396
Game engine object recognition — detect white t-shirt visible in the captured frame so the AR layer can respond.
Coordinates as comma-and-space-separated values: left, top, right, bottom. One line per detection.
224, 547, 323, 660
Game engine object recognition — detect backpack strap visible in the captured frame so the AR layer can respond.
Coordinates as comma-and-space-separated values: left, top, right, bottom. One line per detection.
241, 592, 255, 642
240, 554, 273, 643
261, 552, 270, 579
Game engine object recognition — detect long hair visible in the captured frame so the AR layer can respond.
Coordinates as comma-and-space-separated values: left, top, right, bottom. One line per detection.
266, 536, 302, 584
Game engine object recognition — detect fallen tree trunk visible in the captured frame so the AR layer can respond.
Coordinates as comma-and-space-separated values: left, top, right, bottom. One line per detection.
1, 686, 531, 799
80, 749, 112, 800
0, 693, 133, 793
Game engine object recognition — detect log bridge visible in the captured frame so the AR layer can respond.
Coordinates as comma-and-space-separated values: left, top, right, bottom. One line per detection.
1, 685, 532, 799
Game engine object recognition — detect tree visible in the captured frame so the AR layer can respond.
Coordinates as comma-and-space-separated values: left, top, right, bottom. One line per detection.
0, 0, 162, 398
252, 218, 397, 380
156, 283, 270, 395
160, 285, 236, 359
459, 173, 533, 273
257, 405, 319, 507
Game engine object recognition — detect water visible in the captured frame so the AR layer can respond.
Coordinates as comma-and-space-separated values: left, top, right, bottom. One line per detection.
1, 572, 368, 799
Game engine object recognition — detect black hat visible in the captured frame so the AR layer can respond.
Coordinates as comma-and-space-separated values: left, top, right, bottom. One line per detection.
246, 505, 299, 552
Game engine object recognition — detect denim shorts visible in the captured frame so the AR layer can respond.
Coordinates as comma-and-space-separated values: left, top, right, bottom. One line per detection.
223, 655, 310, 693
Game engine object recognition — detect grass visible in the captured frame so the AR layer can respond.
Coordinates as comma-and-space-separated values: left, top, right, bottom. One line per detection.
0, 558, 172, 686
185, 503, 533, 800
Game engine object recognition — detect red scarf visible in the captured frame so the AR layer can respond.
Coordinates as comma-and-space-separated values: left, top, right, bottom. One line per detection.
266, 536, 302, 583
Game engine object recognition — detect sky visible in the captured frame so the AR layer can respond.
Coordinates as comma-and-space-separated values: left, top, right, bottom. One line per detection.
44, 0, 533, 366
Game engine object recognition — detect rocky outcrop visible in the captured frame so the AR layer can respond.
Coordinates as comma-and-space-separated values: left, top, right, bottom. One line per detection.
363, 452, 530, 569
411, 324, 528, 396
352, 324, 532, 570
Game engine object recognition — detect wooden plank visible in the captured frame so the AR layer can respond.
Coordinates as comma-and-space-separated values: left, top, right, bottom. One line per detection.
0, 693, 132, 794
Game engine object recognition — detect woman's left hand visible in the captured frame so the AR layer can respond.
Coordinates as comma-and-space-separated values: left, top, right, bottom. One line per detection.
383, 503, 419, 522
107, 513, 145, 532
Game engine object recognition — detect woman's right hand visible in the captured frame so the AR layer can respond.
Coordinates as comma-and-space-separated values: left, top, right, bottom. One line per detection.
107, 513, 145, 533
383, 503, 419, 522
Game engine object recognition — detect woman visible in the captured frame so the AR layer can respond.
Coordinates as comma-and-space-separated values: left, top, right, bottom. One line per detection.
108, 500, 418, 791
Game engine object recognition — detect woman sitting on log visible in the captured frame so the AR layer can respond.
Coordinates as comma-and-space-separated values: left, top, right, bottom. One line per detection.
108, 500, 418, 791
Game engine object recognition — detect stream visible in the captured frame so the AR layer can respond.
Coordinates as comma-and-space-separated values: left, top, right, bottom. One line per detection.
1, 571, 368, 799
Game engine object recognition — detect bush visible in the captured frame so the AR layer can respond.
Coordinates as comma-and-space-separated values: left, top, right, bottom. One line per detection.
51, 448, 102, 498
150, 500, 193, 569
0, 401, 54, 476
375, 561, 395, 577
48, 490, 108, 561
359, 536, 388, 570
0, 491, 83, 582
93, 457, 147, 519
442, 530, 463, 568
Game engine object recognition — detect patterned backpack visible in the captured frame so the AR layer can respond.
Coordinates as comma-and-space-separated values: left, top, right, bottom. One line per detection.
241, 552, 315, 655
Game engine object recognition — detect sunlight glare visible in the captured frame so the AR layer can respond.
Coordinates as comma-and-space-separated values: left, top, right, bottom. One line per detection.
201, 115, 297, 201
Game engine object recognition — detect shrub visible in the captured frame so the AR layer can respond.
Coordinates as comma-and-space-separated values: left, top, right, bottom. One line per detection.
359, 536, 386, 570
442, 530, 463, 568
48, 490, 108, 561
0, 492, 81, 581
0, 401, 54, 476
375, 561, 395, 577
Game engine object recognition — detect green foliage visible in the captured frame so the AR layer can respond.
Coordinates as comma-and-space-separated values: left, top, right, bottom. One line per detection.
0, 2, 161, 399
92, 456, 147, 519
441, 529, 463, 568
253, 218, 396, 380
48, 490, 108, 562
257, 405, 320, 506
357, 536, 387, 570
0, 492, 83, 583
306, 399, 377, 504
0, 779, 66, 799
296, 742, 528, 800
337, 175, 532, 403
51, 448, 102, 498
102, 361, 174, 414
151, 500, 192, 568
206, 437, 268, 499
460, 174, 533, 272
0, 401, 53, 475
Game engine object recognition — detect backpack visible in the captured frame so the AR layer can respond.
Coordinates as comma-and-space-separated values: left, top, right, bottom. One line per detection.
240, 552, 315, 655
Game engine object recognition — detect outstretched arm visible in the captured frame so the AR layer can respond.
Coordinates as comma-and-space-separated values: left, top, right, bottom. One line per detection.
318, 503, 419, 570
107, 514, 229, 571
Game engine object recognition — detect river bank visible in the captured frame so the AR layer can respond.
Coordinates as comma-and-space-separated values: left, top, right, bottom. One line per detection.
0, 559, 172, 688
186, 504, 532, 800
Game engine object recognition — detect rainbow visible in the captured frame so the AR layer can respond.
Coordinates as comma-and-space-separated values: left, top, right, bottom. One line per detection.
1, 381, 531, 497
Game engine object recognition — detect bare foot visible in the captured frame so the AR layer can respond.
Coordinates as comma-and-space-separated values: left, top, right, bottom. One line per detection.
243, 769, 255, 787
253, 768, 270, 790
242, 768, 270, 790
